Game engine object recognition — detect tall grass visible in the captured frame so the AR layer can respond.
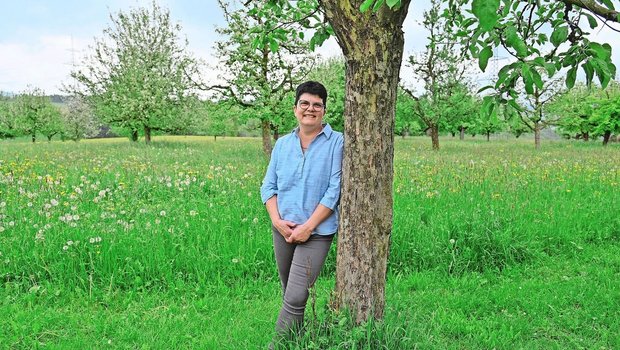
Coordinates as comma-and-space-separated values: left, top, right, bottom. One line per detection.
1, 136, 618, 348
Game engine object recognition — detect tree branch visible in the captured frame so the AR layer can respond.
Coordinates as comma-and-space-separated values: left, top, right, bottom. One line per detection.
559, 0, 620, 23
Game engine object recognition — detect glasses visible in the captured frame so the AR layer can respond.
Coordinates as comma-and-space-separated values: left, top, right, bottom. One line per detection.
297, 100, 325, 111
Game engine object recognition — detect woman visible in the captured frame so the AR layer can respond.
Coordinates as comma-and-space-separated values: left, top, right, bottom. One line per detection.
260, 81, 344, 337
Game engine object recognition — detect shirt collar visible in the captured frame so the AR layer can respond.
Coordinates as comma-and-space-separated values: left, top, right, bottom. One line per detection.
292, 123, 333, 139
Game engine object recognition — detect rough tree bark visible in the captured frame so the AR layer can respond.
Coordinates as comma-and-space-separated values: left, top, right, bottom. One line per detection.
430, 124, 439, 150
131, 129, 139, 142
321, 0, 411, 323
603, 130, 611, 146
145, 126, 152, 144
261, 119, 273, 157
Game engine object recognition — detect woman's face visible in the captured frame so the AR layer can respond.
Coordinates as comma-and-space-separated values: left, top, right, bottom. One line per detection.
294, 93, 325, 129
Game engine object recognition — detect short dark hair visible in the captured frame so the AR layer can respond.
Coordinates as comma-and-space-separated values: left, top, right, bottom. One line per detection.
295, 81, 328, 108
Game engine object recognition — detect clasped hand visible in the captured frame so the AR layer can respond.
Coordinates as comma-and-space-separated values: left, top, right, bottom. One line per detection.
273, 219, 312, 244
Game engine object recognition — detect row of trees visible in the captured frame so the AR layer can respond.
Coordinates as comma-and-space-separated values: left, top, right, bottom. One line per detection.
3, 60, 618, 147
0, 88, 99, 142
4, 1, 617, 151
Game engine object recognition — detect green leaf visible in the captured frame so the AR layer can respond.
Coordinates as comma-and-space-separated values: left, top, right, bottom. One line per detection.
508, 98, 522, 112
592, 58, 613, 88
601, 0, 615, 10
479, 46, 493, 72
386, 0, 400, 8
582, 61, 594, 87
550, 26, 568, 47
566, 66, 577, 89
521, 63, 534, 94
531, 68, 543, 90
477, 85, 495, 94
544, 63, 556, 76
505, 26, 528, 57
360, 0, 375, 13
532, 57, 545, 66
372, 0, 385, 12
589, 42, 611, 60
269, 39, 279, 53
482, 96, 495, 117
583, 13, 598, 29
472, 0, 500, 31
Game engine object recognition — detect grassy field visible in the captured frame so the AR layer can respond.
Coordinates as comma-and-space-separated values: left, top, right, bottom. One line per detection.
1, 136, 619, 349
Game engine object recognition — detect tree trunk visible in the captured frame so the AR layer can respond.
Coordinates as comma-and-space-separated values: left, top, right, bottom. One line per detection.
583, 132, 590, 142
273, 126, 280, 141
261, 119, 273, 157
214, 135, 217, 141
47, 135, 53, 142
486, 131, 490, 142
131, 129, 139, 142
144, 126, 152, 144
32, 133, 36, 143
323, 0, 411, 324
603, 130, 611, 146
431, 124, 439, 150
534, 122, 541, 149
459, 126, 465, 140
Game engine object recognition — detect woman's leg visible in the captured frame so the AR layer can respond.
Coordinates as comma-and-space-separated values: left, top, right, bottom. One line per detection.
272, 226, 295, 293
274, 233, 333, 334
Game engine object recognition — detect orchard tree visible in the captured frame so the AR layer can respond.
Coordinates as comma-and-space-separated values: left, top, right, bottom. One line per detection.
39, 104, 65, 141
404, 0, 468, 150
473, 97, 505, 141
514, 76, 565, 148
202, 99, 242, 140
591, 80, 620, 145
547, 83, 597, 140
0, 96, 17, 139
395, 87, 422, 137
62, 97, 100, 141
14, 87, 50, 143
67, 2, 202, 143
247, 0, 618, 324
210, 0, 317, 156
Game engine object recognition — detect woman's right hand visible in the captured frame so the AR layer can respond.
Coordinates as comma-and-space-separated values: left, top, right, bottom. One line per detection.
273, 219, 297, 239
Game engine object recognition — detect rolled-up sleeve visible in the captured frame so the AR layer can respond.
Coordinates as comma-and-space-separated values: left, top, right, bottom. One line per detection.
260, 142, 279, 204
319, 134, 343, 210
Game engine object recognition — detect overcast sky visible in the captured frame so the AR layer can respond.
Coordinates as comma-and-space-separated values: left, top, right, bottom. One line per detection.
0, 1, 618, 96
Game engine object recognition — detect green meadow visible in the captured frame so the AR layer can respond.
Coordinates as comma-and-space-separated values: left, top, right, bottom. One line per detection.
1, 137, 619, 349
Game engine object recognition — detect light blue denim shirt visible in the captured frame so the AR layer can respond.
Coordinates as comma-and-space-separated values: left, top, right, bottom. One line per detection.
260, 123, 344, 235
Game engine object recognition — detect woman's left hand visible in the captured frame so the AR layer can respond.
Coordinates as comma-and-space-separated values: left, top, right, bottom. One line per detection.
286, 224, 313, 244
